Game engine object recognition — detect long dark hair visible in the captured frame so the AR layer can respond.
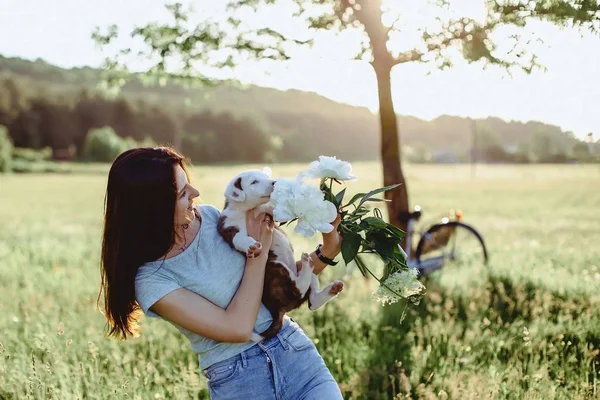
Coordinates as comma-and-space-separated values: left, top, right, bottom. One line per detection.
99, 146, 191, 339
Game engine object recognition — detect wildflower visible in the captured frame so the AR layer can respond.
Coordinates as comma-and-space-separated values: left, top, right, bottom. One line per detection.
372, 268, 425, 306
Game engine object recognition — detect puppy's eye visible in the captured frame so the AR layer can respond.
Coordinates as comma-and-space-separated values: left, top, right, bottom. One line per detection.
251, 180, 259, 185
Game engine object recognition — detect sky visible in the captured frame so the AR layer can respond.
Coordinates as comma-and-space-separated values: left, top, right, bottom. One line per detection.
0, 0, 599, 139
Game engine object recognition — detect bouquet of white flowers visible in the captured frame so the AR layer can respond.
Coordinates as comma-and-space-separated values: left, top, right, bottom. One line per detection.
269, 156, 425, 306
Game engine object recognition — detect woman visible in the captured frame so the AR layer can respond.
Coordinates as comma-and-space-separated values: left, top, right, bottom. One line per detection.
99, 147, 344, 399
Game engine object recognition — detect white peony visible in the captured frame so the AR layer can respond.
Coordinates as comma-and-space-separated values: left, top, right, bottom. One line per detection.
371, 268, 425, 306
270, 178, 338, 237
301, 155, 357, 181
269, 178, 298, 221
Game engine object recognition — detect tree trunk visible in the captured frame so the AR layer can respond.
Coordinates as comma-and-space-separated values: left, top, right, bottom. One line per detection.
373, 63, 410, 247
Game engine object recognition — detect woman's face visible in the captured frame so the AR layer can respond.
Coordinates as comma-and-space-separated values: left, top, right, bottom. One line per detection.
174, 164, 200, 226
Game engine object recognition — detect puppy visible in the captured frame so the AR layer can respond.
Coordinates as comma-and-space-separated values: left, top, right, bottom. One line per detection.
218, 169, 276, 258
217, 169, 344, 340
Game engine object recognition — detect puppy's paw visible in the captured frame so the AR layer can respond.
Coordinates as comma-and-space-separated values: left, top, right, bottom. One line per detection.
301, 252, 310, 264
329, 280, 344, 295
247, 242, 263, 258
299, 252, 314, 274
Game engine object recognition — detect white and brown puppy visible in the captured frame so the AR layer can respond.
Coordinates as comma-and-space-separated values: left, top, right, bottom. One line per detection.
217, 169, 344, 340
218, 169, 276, 258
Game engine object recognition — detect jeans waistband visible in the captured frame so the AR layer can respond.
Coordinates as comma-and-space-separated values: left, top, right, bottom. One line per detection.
203, 317, 297, 373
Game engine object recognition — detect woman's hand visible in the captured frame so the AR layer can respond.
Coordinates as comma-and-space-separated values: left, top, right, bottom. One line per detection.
305, 213, 343, 275
321, 213, 342, 259
246, 209, 274, 258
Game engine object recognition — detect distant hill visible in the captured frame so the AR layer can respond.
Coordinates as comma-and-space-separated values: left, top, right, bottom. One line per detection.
0, 55, 583, 162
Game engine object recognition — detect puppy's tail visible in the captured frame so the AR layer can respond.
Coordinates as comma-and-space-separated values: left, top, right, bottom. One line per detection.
259, 311, 285, 340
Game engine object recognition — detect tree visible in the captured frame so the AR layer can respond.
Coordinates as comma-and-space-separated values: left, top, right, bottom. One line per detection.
96, 0, 600, 238
84, 126, 129, 162
0, 77, 23, 127
73, 90, 115, 156
572, 140, 592, 162
0, 125, 13, 173
530, 129, 554, 162
112, 98, 139, 140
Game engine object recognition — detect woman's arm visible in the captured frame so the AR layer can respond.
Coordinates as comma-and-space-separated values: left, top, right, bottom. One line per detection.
299, 214, 343, 276
149, 210, 274, 343
149, 255, 269, 343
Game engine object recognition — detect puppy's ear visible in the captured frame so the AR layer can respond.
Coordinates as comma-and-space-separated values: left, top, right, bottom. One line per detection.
262, 167, 272, 178
225, 177, 246, 201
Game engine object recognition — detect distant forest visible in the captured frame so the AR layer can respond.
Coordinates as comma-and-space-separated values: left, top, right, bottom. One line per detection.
0, 55, 596, 165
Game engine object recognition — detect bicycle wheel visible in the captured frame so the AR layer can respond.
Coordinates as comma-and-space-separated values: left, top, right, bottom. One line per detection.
415, 221, 488, 275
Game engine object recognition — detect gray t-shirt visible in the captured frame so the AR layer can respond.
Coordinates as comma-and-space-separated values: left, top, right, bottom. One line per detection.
134, 204, 273, 369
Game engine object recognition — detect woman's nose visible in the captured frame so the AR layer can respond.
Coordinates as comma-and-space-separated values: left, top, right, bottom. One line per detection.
190, 186, 200, 199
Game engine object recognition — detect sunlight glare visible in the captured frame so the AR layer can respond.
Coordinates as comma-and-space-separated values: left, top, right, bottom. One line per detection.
383, 0, 489, 55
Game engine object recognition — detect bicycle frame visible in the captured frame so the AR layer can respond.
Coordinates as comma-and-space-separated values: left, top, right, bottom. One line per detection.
405, 214, 445, 276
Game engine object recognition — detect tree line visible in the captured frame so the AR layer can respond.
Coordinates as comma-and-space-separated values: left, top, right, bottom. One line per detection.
0, 75, 280, 164
0, 55, 597, 168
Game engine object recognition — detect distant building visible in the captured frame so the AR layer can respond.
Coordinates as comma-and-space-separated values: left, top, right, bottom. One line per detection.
431, 150, 459, 164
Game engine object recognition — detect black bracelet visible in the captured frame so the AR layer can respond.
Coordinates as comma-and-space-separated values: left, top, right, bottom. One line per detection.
315, 244, 338, 266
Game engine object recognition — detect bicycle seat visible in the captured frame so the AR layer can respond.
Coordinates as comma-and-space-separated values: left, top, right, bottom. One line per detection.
398, 205, 422, 222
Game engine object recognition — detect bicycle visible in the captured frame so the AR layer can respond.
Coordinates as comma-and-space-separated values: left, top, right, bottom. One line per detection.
399, 206, 489, 277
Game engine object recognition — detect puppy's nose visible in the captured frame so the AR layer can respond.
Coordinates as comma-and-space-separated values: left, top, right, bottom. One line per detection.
271, 180, 276, 186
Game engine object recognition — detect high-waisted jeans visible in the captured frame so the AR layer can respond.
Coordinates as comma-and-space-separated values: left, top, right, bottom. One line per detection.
202, 319, 343, 400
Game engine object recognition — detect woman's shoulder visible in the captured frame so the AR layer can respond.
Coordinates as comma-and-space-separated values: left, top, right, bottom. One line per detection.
197, 204, 223, 232
198, 204, 221, 218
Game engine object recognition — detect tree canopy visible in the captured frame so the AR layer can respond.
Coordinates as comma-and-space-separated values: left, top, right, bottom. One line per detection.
95, 1, 600, 81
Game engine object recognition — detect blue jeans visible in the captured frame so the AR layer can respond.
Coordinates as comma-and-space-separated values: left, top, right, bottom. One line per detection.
202, 319, 343, 399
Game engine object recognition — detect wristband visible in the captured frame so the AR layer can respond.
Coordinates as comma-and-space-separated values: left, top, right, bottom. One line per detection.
315, 244, 338, 266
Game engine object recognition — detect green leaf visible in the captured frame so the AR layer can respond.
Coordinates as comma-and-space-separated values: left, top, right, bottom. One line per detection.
345, 192, 367, 207
379, 239, 398, 262
385, 224, 406, 241
341, 232, 361, 264
335, 188, 346, 206
364, 198, 389, 203
362, 217, 388, 229
325, 193, 336, 206
364, 231, 393, 262
357, 183, 401, 208
393, 245, 409, 267
374, 208, 384, 219
346, 211, 369, 223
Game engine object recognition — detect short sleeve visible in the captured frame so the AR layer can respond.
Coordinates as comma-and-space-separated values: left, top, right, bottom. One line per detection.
200, 204, 221, 217
135, 267, 182, 318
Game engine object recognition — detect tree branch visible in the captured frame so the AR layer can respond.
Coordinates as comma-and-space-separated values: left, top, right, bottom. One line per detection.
491, 0, 600, 32
392, 50, 424, 65
385, 14, 401, 36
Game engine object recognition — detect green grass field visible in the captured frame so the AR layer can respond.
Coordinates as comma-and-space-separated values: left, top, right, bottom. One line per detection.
1, 163, 599, 399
